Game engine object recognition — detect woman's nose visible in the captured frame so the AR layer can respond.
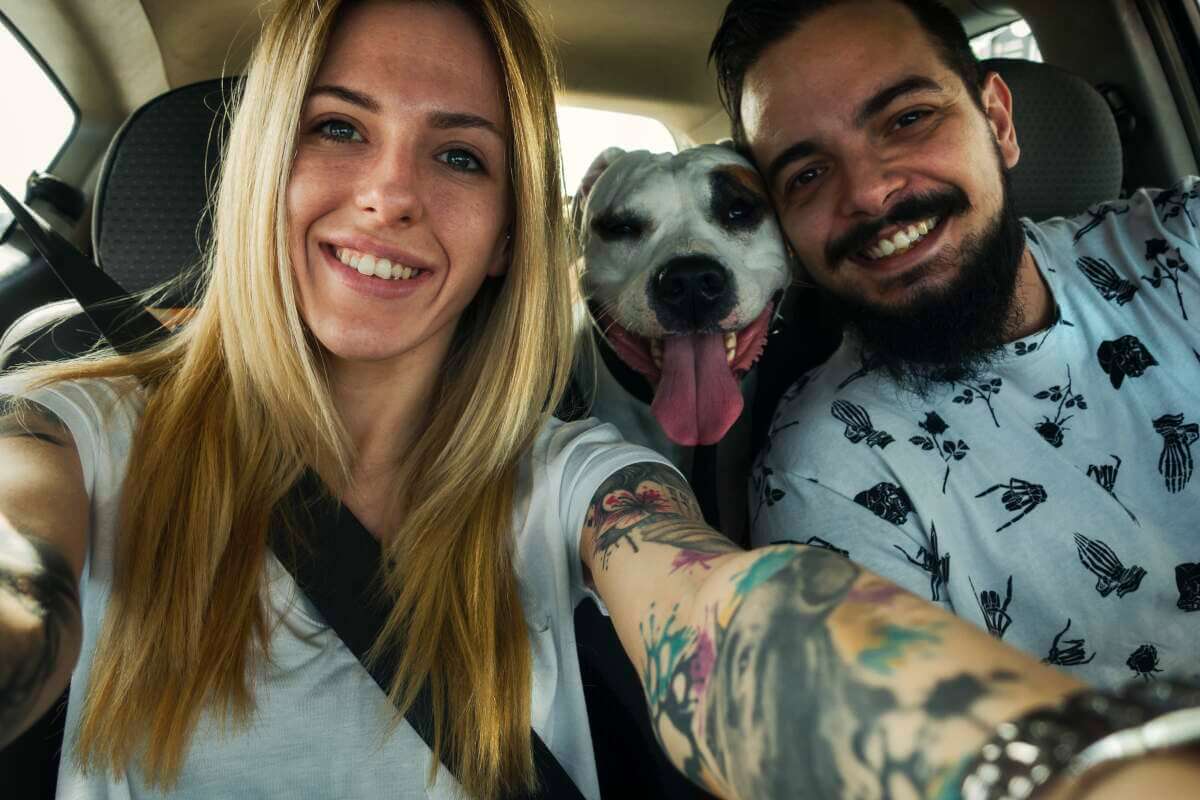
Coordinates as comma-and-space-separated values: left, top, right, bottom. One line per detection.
355, 152, 425, 225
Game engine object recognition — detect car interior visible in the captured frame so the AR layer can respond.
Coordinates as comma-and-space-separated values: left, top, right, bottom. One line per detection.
3, 0, 1200, 797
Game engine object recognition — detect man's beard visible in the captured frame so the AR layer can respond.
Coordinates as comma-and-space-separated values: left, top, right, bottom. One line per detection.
825, 168, 1027, 396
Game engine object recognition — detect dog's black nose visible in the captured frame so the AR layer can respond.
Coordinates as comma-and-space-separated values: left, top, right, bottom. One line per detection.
653, 256, 731, 327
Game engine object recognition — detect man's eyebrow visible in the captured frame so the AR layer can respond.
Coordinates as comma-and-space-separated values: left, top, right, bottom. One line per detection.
308, 83, 380, 113
764, 75, 945, 186
765, 141, 817, 189
854, 75, 944, 127
429, 111, 504, 140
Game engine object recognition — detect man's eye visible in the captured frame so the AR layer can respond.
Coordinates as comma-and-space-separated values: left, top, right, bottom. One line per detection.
787, 165, 825, 193
316, 119, 363, 143
894, 109, 929, 130
438, 148, 484, 173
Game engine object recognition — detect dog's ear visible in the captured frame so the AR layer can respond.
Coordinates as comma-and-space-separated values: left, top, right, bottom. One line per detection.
570, 146, 626, 238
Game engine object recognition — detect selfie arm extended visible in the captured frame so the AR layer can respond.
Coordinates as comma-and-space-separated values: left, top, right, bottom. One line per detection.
582, 462, 1087, 800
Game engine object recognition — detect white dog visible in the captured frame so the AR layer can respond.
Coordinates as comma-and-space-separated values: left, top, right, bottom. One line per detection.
573, 144, 792, 533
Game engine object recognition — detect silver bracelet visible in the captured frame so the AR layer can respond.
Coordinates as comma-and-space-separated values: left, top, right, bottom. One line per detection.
960, 678, 1200, 800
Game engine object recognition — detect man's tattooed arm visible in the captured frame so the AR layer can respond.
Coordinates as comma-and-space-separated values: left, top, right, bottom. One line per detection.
583, 463, 1085, 800
0, 394, 85, 747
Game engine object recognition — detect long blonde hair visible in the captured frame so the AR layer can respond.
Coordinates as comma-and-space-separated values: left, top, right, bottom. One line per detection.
18, 1, 572, 795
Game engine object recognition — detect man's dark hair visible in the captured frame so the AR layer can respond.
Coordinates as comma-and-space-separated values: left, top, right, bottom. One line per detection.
709, 0, 984, 146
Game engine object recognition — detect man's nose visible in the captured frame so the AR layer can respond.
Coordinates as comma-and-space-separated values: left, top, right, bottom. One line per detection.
836, 152, 906, 219
355, 151, 425, 225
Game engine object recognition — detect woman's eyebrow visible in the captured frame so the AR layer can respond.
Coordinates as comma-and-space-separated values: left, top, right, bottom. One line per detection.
308, 83, 380, 113
429, 111, 504, 140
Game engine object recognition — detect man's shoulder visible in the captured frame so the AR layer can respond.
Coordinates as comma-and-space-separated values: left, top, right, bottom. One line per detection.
763, 347, 921, 472
1030, 176, 1200, 258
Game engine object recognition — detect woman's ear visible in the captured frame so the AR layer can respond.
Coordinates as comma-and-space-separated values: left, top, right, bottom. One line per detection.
487, 226, 512, 277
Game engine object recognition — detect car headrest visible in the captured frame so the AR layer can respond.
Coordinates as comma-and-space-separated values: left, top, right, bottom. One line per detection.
92, 77, 239, 307
982, 58, 1123, 221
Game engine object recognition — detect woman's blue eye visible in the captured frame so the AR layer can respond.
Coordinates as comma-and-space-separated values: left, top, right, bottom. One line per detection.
317, 119, 363, 142
439, 149, 483, 173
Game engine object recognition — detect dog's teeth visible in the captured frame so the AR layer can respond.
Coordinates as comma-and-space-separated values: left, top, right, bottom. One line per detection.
651, 339, 663, 368
724, 332, 737, 364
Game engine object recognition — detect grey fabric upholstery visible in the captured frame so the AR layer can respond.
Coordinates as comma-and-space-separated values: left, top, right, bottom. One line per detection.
983, 58, 1123, 221
92, 77, 238, 307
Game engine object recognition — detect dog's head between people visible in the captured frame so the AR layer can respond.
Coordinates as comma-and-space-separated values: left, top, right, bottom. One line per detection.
575, 144, 791, 445
711, 0, 1050, 388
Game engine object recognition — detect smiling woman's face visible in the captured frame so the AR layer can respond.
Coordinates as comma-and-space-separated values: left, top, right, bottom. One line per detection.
287, 0, 511, 366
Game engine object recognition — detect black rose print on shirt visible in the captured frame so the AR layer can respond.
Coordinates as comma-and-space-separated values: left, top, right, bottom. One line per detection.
1033, 366, 1087, 448
1142, 238, 1192, 320
1097, 335, 1158, 389
1127, 644, 1163, 680
908, 412, 969, 493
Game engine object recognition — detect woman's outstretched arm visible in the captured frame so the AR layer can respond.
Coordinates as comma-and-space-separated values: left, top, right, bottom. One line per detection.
580, 462, 1194, 800
0, 396, 87, 748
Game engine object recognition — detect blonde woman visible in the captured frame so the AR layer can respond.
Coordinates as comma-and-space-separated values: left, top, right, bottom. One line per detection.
2, 1, 1195, 799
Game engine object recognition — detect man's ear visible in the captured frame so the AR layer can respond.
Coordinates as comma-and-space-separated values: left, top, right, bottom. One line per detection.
981, 71, 1020, 170
570, 146, 626, 237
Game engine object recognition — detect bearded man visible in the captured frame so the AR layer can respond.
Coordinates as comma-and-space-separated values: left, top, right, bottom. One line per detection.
710, 0, 1200, 689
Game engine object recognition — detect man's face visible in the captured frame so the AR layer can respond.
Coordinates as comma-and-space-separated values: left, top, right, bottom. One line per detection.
740, 0, 1020, 314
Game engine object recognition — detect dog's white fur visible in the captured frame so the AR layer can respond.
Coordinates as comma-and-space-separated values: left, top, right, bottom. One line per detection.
573, 144, 791, 532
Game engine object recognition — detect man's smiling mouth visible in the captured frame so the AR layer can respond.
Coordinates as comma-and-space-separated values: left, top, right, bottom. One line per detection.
859, 215, 941, 261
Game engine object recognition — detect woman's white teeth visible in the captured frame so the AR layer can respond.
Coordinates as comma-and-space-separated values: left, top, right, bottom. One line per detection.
336, 247, 420, 280
863, 216, 939, 260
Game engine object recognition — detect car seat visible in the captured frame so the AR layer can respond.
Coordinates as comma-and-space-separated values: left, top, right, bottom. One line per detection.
0, 77, 232, 369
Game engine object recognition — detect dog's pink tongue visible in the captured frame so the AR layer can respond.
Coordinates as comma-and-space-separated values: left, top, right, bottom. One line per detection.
651, 333, 743, 446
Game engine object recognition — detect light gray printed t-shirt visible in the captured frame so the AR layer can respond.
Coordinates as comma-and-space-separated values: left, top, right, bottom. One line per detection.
753, 179, 1200, 689
0, 374, 672, 799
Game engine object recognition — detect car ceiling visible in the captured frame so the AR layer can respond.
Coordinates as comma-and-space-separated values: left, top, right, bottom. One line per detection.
4, 0, 1020, 146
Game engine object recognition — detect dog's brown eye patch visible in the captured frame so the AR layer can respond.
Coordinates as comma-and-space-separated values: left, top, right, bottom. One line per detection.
710, 169, 767, 234
592, 210, 650, 242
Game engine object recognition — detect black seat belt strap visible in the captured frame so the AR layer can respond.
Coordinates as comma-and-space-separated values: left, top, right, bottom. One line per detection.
271, 474, 587, 800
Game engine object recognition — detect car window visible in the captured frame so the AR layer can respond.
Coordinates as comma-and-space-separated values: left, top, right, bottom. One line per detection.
0, 14, 77, 237
557, 105, 677, 196
971, 17, 1043, 63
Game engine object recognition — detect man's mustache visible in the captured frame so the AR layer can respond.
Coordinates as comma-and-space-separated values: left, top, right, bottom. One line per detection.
825, 188, 972, 268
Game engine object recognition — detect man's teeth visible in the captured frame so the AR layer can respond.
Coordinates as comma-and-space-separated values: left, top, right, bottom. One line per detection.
648, 333, 738, 369
862, 216, 939, 260
335, 247, 422, 280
